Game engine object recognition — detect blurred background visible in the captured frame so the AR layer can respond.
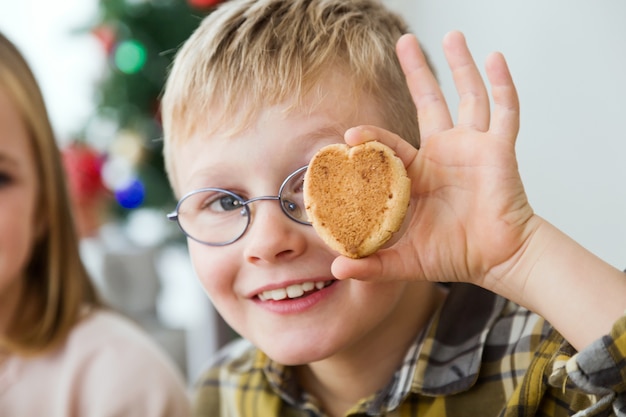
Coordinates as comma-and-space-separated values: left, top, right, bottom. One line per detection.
1, 0, 625, 385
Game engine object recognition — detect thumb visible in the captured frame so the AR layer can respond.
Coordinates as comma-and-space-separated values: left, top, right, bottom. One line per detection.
331, 249, 407, 281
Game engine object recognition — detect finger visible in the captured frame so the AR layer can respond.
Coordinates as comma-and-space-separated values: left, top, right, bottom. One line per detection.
331, 246, 414, 282
331, 251, 385, 281
442, 31, 490, 131
485, 52, 520, 141
396, 33, 453, 142
344, 125, 419, 168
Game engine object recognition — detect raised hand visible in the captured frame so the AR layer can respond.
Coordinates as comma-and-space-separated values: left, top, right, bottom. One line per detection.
332, 31, 536, 290
333, 31, 626, 350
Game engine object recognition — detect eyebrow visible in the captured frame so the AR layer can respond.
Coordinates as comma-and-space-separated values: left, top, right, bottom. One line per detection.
295, 124, 345, 144
183, 123, 347, 191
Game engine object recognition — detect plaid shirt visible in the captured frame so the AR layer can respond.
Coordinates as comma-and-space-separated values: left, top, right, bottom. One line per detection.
194, 283, 626, 416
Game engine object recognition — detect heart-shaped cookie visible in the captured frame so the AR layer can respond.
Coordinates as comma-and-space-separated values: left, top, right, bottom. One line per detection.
303, 141, 410, 258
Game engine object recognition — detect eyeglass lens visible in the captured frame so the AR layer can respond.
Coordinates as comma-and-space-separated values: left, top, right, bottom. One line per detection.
173, 166, 309, 245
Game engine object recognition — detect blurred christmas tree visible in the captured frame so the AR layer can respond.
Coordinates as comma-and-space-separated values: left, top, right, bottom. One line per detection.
72, 0, 222, 223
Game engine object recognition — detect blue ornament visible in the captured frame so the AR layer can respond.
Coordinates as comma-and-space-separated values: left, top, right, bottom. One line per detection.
115, 178, 145, 209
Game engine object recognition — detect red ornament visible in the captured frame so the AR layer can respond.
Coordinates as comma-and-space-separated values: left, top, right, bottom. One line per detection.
91, 25, 116, 55
187, 0, 224, 8
62, 143, 106, 204
62, 143, 110, 237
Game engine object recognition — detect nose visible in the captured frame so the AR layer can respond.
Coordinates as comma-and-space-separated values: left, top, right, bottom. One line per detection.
242, 199, 307, 264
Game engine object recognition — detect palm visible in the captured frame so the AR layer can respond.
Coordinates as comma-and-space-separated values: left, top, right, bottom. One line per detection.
407, 124, 531, 284
333, 32, 536, 286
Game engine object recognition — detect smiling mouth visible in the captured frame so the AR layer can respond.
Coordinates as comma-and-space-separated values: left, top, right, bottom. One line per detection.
257, 280, 335, 301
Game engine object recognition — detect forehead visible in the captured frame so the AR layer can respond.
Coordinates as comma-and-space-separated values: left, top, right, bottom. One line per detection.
170, 77, 388, 194
183, 66, 363, 140
169, 72, 385, 190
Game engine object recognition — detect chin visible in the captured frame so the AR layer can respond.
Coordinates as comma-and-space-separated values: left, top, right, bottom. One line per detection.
256, 335, 336, 366
266, 350, 330, 366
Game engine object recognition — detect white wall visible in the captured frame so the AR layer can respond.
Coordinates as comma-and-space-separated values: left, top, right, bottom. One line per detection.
387, 0, 626, 270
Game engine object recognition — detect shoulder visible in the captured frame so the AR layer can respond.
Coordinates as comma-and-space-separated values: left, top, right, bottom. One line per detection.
192, 339, 281, 417
196, 337, 258, 383
66, 308, 185, 379
439, 283, 552, 350
65, 309, 172, 365
490, 298, 552, 344
62, 309, 192, 416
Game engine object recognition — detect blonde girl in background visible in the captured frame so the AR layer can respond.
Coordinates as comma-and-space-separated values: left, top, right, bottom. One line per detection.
0, 32, 191, 417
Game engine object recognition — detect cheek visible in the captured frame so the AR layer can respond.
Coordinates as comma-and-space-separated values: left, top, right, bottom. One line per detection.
187, 242, 244, 319
189, 243, 234, 294
187, 242, 255, 338
0, 210, 36, 293
355, 280, 406, 310
343, 281, 412, 333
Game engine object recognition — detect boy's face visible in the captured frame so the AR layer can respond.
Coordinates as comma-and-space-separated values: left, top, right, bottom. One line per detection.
172, 73, 423, 365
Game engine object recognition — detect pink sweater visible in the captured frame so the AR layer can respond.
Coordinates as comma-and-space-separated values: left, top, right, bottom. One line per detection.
0, 310, 191, 416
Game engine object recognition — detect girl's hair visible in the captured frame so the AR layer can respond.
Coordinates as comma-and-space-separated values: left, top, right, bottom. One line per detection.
161, 0, 421, 183
0, 32, 102, 354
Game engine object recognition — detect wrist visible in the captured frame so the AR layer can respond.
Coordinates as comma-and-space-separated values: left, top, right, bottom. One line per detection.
490, 217, 626, 350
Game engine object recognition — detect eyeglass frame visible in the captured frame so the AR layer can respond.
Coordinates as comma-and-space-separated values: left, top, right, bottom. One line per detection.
166, 165, 312, 246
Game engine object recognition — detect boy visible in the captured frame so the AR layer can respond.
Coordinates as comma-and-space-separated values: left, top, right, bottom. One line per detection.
161, 0, 626, 415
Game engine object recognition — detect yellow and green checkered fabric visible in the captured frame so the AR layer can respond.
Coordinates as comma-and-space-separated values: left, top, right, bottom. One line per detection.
194, 284, 626, 416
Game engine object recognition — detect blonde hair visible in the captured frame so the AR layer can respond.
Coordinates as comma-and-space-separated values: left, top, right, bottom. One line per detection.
0, 33, 102, 354
161, 0, 420, 183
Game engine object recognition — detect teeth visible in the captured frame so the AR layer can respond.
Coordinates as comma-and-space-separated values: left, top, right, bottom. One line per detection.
259, 281, 331, 301
286, 285, 304, 298
270, 288, 287, 300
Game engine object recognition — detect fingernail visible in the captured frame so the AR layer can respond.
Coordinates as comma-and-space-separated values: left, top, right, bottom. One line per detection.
356, 127, 377, 141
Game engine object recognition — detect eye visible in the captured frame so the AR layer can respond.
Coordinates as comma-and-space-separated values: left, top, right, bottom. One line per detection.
0, 172, 13, 188
282, 200, 298, 213
279, 167, 309, 222
207, 193, 242, 212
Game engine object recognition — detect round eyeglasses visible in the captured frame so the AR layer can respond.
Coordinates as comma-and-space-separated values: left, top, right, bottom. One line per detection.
167, 166, 311, 246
